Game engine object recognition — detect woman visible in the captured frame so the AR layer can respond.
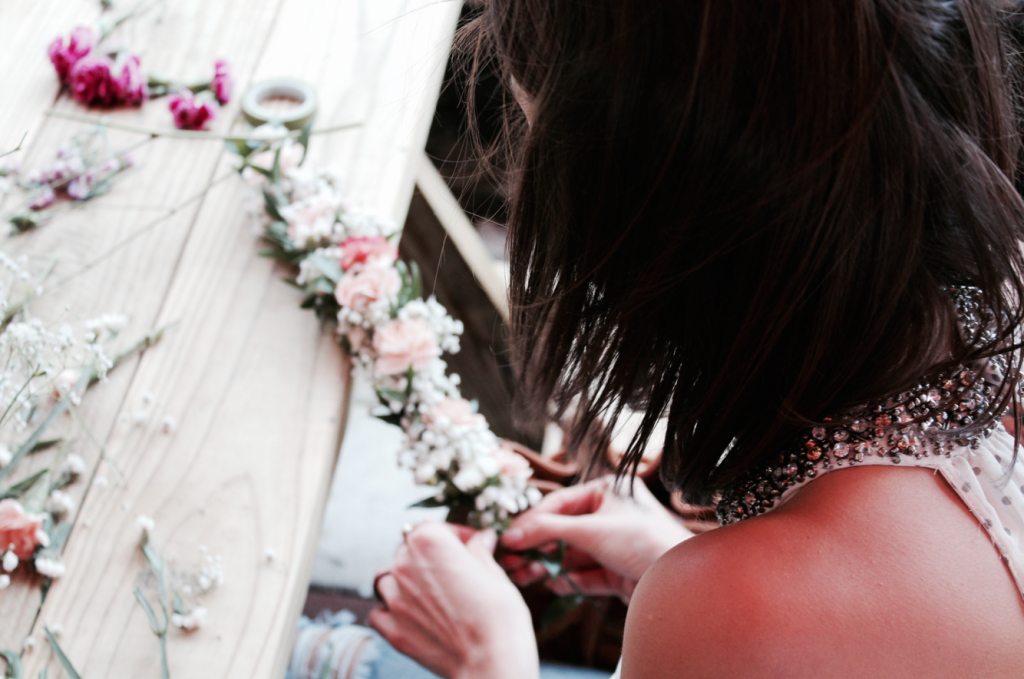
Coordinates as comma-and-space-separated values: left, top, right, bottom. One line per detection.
317, 0, 1024, 676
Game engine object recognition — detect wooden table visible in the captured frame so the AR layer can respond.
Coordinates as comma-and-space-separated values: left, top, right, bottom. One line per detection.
0, 0, 460, 676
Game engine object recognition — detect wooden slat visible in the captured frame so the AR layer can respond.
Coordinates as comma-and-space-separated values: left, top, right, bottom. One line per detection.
0, 0, 285, 649
416, 153, 510, 321
1, 0, 461, 676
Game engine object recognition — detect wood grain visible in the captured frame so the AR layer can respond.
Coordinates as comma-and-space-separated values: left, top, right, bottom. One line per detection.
0, 0, 460, 677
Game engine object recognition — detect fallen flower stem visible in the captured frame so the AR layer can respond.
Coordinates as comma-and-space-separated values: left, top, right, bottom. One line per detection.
0, 131, 27, 160
0, 322, 173, 485
3, 135, 155, 222
44, 109, 363, 140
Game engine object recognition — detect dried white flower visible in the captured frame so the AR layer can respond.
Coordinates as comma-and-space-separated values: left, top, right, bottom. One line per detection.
198, 553, 224, 592
0, 574, 9, 589
0, 445, 11, 468
160, 416, 176, 434
264, 548, 276, 563
93, 475, 108, 489
141, 390, 155, 406
63, 453, 86, 477
34, 557, 65, 579
23, 636, 35, 652
170, 606, 207, 631
3, 550, 18, 572
136, 515, 155, 536
132, 410, 148, 426
46, 490, 75, 517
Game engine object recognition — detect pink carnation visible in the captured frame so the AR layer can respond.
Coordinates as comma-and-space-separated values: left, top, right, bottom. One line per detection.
168, 90, 219, 130
211, 59, 233, 105
0, 499, 47, 560
494, 443, 532, 478
48, 25, 97, 83
373, 318, 440, 375
338, 236, 399, 271
424, 397, 486, 429
334, 267, 401, 314
69, 53, 120, 105
115, 53, 147, 105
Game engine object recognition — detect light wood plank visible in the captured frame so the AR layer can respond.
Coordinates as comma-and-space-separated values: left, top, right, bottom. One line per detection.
0, 0, 287, 651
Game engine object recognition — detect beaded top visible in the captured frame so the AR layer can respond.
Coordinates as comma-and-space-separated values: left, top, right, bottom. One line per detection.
716, 286, 1016, 526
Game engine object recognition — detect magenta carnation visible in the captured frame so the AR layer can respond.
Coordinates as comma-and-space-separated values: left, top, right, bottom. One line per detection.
168, 90, 218, 130
211, 59, 233, 105
48, 26, 97, 83
115, 53, 147, 105
68, 53, 120, 106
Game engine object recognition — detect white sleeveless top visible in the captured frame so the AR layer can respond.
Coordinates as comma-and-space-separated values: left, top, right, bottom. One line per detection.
609, 426, 1024, 679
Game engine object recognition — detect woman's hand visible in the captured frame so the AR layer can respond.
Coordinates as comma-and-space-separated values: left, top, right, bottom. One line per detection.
367, 522, 540, 679
500, 476, 693, 600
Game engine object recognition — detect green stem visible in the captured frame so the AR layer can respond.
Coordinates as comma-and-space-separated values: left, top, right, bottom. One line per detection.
0, 132, 27, 160
43, 110, 362, 141
8, 173, 234, 318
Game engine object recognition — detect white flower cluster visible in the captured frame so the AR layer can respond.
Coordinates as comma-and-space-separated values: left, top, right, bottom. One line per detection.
0, 307, 118, 429
397, 299, 463, 355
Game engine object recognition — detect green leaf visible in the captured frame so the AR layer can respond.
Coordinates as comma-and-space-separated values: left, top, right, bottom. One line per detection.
307, 254, 343, 284
44, 627, 81, 679
375, 413, 403, 427
0, 649, 23, 679
262, 188, 285, 222
297, 121, 313, 165
0, 468, 48, 500
37, 669, 45, 679
46, 522, 73, 553
29, 439, 62, 455
410, 496, 446, 508
246, 163, 273, 179
270, 147, 282, 185
9, 214, 39, 233
134, 588, 163, 635
409, 261, 423, 301
224, 138, 263, 159
541, 594, 584, 629
312, 278, 335, 295
173, 593, 186, 616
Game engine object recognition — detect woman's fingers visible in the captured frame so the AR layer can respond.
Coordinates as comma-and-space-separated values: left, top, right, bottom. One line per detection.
509, 560, 549, 586
546, 568, 634, 598
502, 509, 600, 551
529, 477, 609, 516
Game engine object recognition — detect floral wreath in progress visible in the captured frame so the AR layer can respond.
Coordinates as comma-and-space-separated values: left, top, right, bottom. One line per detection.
229, 132, 541, 529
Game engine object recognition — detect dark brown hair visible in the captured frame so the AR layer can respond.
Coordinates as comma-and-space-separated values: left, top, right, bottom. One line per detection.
463, 0, 1024, 504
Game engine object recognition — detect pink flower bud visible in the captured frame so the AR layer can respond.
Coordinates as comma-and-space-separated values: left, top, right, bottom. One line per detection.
211, 59, 233, 105
114, 53, 147, 105
168, 90, 219, 130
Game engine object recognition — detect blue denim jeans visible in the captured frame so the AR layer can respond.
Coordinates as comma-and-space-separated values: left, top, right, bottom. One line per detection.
287, 611, 612, 679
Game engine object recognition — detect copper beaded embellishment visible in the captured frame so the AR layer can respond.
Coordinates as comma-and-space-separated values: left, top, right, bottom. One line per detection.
716, 287, 1018, 526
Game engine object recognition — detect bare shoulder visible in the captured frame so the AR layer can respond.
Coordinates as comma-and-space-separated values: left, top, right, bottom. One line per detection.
621, 465, 1024, 679
622, 513, 820, 679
